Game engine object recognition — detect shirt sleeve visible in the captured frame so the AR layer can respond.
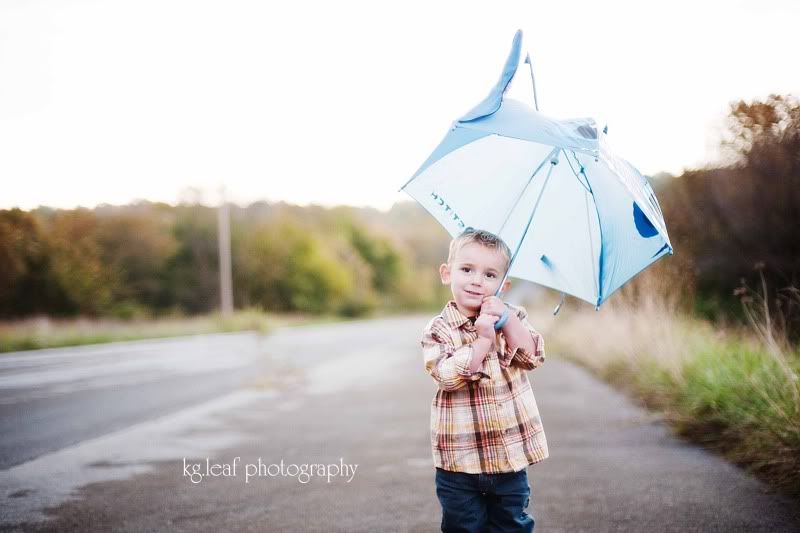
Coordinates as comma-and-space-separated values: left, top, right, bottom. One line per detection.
422, 319, 490, 391
501, 304, 546, 371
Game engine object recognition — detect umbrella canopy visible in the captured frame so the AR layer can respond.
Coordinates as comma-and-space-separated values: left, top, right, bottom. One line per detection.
400, 30, 673, 308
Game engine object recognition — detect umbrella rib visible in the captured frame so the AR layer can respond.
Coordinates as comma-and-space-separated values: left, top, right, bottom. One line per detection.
584, 181, 600, 302
571, 152, 606, 307
497, 153, 558, 293
497, 147, 559, 237
565, 150, 600, 302
564, 151, 593, 194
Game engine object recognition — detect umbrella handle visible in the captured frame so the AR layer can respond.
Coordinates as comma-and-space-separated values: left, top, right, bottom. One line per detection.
493, 285, 508, 330
494, 308, 509, 330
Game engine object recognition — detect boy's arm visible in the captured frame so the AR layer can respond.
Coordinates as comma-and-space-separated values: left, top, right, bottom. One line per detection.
500, 305, 546, 371
422, 320, 491, 391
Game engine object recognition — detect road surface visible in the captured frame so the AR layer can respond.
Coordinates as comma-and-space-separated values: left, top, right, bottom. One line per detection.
1, 316, 798, 532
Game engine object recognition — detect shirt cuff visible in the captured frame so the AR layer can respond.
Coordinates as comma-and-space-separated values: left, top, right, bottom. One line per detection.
503, 331, 545, 370
453, 345, 491, 381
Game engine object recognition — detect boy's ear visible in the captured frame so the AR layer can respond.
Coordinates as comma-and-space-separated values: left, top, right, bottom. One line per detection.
439, 263, 451, 284
502, 279, 512, 293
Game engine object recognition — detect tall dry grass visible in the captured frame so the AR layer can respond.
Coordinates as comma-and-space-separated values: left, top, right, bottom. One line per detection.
524, 272, 800, 498
0, 309, 311, 353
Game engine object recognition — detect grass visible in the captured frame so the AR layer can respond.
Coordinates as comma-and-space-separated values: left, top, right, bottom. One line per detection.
0, 308, 349, 353
0, 302, 439, 354
526, 290, 800, 500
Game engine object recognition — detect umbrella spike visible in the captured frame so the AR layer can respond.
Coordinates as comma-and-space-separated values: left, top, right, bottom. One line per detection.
524, 51, 540, 111
553, 292, 566, 315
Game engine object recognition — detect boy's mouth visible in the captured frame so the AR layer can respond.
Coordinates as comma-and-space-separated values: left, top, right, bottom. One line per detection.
464, 290, 482, 296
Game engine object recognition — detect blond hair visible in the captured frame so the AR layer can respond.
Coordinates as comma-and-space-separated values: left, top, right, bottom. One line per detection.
447, 228, 511, 271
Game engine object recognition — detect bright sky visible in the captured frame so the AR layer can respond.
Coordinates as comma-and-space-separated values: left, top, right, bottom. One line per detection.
1, 0, 797, 211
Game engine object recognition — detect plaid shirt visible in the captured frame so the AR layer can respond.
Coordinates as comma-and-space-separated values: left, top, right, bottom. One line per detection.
421, 300, 549, 474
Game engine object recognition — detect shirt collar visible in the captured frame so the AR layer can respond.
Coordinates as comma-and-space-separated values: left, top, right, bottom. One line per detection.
442, 300, 477, 330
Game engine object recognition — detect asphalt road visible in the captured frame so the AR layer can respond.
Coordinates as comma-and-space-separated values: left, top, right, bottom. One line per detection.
1, 316, 799, 532
0, 332, 266, 470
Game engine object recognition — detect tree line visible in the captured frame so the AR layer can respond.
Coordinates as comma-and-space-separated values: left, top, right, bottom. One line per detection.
628, 94, 799, 344
1, 94, 797, 342
0, 201, 450, 319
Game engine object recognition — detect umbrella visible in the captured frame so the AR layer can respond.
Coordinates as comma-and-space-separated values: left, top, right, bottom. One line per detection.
400, 29, 673, 311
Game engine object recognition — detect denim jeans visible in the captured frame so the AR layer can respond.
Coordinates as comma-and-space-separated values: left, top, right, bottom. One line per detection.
435, 467, 534, 533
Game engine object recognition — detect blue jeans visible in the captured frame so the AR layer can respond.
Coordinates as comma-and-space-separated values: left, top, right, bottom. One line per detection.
435, 467, 535, 533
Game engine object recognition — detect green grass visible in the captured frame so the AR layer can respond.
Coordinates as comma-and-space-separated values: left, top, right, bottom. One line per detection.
671, 341, 800, 489
0, 304, 435, 354
539, 301, 800, 499
0, 309, 349, 353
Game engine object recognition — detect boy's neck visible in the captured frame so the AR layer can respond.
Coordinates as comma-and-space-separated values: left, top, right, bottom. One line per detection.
452, 301, 479, 320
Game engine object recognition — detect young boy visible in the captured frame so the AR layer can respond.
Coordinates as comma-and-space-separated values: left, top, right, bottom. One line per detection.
421, 228, 548, 533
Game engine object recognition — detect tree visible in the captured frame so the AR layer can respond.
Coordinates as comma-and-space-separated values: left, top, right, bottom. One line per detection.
44, 209, 115, 315
160, 205, 220, 314
95, 209, 178, 316
239, 219, 354, 314
653, 94, 800, 338
0, 209, 62, 316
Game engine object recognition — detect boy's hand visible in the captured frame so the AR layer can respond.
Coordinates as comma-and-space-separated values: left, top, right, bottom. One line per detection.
481, 296, 507, 318
475, 313, 499, 341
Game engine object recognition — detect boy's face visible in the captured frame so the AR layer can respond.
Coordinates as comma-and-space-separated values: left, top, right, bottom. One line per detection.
439, 242, 511, 317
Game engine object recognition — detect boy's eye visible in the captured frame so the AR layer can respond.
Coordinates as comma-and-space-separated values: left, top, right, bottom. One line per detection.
461, 267, 470, 272
487, 273, 496, 278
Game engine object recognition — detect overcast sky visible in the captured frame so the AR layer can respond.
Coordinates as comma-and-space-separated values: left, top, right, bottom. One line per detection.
1, 0, 797, 211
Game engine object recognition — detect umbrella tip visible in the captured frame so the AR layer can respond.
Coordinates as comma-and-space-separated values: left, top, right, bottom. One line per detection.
552, 292, 566, 315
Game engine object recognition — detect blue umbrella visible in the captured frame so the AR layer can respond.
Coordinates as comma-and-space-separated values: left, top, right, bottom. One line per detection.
400, 29, 673, 311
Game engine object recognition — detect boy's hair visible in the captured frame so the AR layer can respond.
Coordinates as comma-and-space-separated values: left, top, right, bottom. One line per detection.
447, 228, 511, 271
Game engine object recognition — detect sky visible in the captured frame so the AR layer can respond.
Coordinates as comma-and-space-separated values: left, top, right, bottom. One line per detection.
1, 0, 798, 211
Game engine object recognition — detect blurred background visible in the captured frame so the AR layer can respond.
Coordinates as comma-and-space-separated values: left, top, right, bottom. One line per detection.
1, 0, 799, 513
